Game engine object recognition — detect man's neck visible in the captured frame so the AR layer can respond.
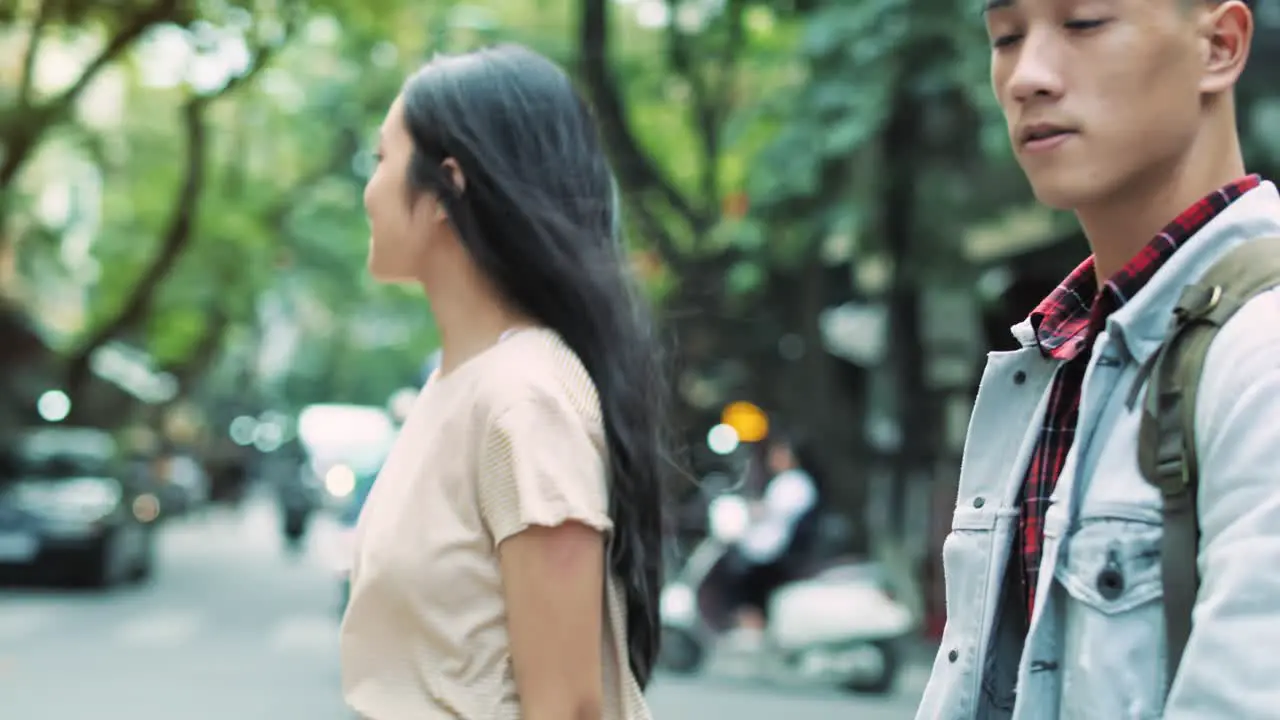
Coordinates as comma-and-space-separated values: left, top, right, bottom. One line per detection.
1076, 131, 1246, 284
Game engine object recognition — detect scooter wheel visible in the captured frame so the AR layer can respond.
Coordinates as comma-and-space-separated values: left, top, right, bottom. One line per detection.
658, 626, 705, 675
842, 639, 899, 695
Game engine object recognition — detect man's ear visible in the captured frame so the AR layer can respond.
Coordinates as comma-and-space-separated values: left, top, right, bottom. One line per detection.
1199, 0, 1253, 94
441, 157, 467, 196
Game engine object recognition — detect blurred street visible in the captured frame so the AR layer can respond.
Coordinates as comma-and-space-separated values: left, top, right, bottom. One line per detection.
0, 495, 923, 720
0, 497, 349, 719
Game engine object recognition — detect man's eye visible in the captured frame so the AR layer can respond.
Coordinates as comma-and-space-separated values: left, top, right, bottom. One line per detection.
1064, 18, 1106, 30
991, 34, 1022, 48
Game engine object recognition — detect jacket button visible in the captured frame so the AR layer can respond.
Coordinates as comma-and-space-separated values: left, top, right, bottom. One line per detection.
972, 496, 985, 509
948, 649, 959, 662
1097, 555, 1125, 600
1013, 370, 1027, 385
1097, 568, 1124, 599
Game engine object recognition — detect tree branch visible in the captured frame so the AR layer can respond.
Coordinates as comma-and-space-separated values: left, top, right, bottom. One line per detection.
65, 98, 208, 396
665, 18, 715, 208
17, 0, 55, 110
162, 307, 231, 394
664, 0, 743, 210
1, 0, 183, 192
712, 0, 749, 143
64, 37, 283, 395
48, 0, 184, 118
578, 0, 711, 268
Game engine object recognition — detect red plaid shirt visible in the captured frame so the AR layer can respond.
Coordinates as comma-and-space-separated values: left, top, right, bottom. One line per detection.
1017, 174, 1262, 619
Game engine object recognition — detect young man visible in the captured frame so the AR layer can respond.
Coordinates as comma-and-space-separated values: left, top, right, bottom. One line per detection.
916, 0, 1280, 717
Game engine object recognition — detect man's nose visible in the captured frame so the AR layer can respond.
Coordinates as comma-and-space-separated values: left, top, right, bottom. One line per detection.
1007, 32, 1066, 103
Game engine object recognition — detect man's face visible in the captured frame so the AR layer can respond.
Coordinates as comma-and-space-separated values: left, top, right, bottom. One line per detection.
986, 0, 1208, 209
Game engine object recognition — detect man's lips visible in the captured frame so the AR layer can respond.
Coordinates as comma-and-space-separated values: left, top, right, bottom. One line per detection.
1020, 127, 1077, 152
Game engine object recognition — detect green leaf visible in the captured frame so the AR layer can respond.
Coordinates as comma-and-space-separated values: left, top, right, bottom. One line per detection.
725, 260, 765, 297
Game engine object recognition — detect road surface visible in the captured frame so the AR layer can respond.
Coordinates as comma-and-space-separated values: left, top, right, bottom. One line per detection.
0, 498, 923, 719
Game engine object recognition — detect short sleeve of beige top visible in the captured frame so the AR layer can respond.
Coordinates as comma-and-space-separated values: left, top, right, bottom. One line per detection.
339, 328, 651, 720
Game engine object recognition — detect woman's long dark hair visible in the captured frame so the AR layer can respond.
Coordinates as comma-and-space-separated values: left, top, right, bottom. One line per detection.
399, 44, 669, 687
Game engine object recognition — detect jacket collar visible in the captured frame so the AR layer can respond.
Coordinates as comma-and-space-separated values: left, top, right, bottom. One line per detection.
1006, 182, 1280, 364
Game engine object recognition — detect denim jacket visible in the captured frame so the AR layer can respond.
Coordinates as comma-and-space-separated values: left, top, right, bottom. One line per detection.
916, 182, 1280, 719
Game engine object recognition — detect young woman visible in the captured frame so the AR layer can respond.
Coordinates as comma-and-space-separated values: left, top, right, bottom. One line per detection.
339, 44, 669, 720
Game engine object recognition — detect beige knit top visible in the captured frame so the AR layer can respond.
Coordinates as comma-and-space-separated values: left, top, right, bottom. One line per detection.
339, 328, 650, 720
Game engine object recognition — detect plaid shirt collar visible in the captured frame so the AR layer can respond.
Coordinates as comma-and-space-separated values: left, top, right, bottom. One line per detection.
1028, 174, 1263, 361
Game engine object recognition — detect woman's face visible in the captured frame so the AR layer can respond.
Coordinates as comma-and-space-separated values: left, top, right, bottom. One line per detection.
363, 94, 439, 283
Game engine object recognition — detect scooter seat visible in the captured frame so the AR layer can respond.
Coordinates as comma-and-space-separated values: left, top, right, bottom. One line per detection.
798, 556, 884, 585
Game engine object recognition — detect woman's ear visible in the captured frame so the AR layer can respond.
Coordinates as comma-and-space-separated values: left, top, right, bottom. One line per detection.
441, 157, 467, 196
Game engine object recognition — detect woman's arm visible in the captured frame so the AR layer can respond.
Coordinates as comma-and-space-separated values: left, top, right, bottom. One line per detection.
498, 522, 606, 720
478, 391, 615, 720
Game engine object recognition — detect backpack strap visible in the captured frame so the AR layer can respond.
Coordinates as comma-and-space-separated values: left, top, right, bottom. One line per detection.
1133, 236, 1280, 697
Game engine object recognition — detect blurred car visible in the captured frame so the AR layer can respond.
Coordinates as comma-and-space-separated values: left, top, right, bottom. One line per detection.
287, 404, 396, 514
0, 427, 160, 587
149, 452, 210, 519
305, 442, 391, 513
277, 404, 395, 552
328, 392, 417, 616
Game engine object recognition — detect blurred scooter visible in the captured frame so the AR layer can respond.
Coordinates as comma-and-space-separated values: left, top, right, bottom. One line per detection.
658, 493, 915, 694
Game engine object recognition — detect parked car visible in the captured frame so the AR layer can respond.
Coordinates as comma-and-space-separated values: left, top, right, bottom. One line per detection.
0, 427, 160, 587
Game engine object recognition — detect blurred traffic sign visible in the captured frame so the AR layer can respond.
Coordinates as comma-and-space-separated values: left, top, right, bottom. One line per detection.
721, 401, 769, 443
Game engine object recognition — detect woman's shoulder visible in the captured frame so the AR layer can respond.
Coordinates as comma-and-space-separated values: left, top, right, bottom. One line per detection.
476, 327, 601, 426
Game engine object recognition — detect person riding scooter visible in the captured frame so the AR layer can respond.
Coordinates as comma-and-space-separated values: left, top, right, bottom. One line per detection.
727, 435, 823, 630
659, 433, 911, 692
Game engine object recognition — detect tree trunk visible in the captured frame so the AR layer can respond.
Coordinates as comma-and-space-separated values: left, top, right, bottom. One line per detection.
789, 255, 868, 544
867, 49, 936, 618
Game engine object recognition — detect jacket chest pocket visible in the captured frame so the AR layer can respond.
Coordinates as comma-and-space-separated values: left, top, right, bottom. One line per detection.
1056, 516, 1167, 720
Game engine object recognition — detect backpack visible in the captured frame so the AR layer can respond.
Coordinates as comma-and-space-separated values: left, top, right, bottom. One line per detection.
1132, 236, 1280, 696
